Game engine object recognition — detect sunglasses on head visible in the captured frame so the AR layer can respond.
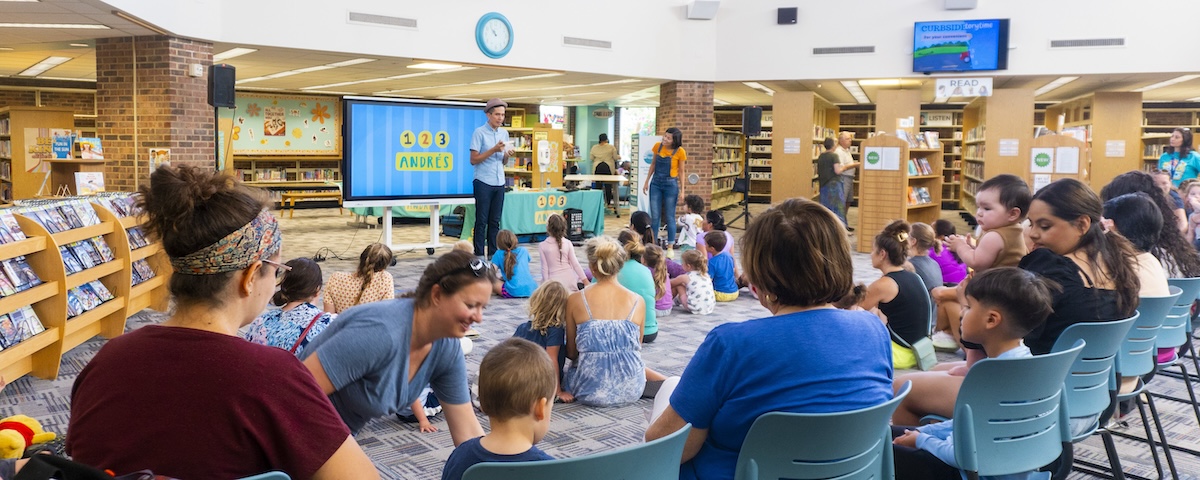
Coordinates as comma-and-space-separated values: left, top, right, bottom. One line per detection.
261, 258, 292, 281
448, 258, 491, 279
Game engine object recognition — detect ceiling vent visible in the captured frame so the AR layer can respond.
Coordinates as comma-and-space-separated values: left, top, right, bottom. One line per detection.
563, 36, 612, 50
813, 46, 875, 55
347, 12, 417, 29
1050, 38, 1125, 48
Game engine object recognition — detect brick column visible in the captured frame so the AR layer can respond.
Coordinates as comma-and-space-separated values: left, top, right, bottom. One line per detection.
95, 36, 214, 191
656, 81, 715, 210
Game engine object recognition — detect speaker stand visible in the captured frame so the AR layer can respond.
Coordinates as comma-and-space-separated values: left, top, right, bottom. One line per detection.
727, 146, 754, 230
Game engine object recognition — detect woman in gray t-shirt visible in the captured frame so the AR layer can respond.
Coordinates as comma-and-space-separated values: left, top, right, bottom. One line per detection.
908, 222, 944, 291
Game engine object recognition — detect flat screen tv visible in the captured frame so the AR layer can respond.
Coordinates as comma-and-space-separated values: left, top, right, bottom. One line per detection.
913, 19, 1009, 73
342, 97, 484, 204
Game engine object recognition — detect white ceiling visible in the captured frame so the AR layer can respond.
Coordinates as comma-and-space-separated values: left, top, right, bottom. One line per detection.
2, 0, 1199, 108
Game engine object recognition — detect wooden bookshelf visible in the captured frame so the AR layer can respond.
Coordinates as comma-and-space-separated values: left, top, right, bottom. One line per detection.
856, 134, 943, 253
715, 108, 773, 203
0, 198, 168, 383
839, 110, 874, 205
1043, 92, 1141, 189
772, 92, 838, 203
712, 129, 745, 211
920, 109, 964, 208
960, 89, 1035, 209
0, 106, 76, 201
1142, 107, 1200, 172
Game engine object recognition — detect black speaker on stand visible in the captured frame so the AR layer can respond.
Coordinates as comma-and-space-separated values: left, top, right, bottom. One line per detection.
728, 106, 761, 230
208, 64, 236, 170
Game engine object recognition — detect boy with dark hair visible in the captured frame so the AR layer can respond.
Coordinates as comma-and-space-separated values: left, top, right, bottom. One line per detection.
441, 338, 556, 480
706, 231, 738, 302
677, 195, 706, 253
892, 267, 1060, 480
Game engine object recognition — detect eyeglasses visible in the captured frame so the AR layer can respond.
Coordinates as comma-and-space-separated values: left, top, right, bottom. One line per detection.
261, 258, 292, 280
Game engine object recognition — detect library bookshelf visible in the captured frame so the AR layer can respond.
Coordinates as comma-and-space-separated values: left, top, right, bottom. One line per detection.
856, 134, 943, 253
712, 129, 745, 211
772, 92, 838, 204
920, 110, 964, 208
0, 107, 77, 202
0, 200, 168, 382
960, 89, 1035, 209
1043, 92, 1141, 189
715, 108, 773, 204
1141, 107, 1200, 172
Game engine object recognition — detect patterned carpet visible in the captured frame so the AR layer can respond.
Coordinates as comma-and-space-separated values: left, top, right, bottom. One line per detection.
0, 204, 1197, 479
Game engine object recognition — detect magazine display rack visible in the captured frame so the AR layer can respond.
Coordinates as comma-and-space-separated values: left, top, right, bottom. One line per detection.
0, 196, 169, 382
855, 133, 943, 253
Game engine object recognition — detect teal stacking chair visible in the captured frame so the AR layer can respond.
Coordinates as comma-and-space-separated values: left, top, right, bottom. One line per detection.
952, 341, 1083, 480
1153, 277, 1200, 426
1048, 314, 1137, 480
732, 382, 910, 480
1078, 290, 1180, 480
237, 472, 289, 480
461, 423, 691, 480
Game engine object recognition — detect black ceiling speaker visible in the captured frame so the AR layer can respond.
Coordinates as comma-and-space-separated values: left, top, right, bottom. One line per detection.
778, 8, 797, 25
208, 64, 236, 108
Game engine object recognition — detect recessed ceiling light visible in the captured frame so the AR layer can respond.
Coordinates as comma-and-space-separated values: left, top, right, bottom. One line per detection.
1033, 76, 1079, 96
69, 43, 89, 47
0, 47, 13, 51
742, 82, 775, 96
588, 78, 642, 86
35, 76, 95, 82
858, 79, 902, 87
408, 62, 462, 70
213, 47, 257, 62
840, 80, 870, 104
0, 23, 109, 29
328, 58, 375, 67
0, 1, 41, 3
18, 56, 71, 76
471, 73, 564, 85
1131, 75, 1200, 93
237, 58, 377, 84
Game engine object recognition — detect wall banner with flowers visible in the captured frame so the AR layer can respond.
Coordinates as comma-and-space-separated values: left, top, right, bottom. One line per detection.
218, 93, 341, 155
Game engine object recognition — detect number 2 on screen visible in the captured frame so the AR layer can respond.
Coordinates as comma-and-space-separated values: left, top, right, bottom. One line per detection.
417, 130, 433, 148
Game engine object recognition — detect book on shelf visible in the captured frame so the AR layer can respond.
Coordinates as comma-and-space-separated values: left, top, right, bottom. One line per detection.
66, 289, 85, 318
907, 160, 919, 176
78, 137, 104, 160
61, 246, 84, 274
0, 314, 18, 347
923, 131, 940, 148
88, 280, 115, 301
917, 158, 933, 175
11, 306, 42, 340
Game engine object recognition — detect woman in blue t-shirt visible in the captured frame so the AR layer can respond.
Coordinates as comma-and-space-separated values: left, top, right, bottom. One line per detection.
645, 198, 894, 480
1159, 127, 1200, 187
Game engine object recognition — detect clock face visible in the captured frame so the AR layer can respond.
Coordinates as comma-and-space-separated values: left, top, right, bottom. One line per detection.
476, 13, 513, 58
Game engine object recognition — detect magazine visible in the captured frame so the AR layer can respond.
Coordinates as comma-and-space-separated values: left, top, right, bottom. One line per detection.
90, 237, 115, 263
1, 213, 25, 241
58, 205, 84, 230
12, 306, 44, 339
0, 314, 19, 347
89, 280, 115, 301
60, 246, 84, 274
14, 257, 41, 287
0, 274, 16, 297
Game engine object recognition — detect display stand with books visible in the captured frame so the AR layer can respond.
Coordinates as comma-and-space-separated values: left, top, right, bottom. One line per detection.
0, 106, 77, 202
855, 133, 943, 253
0, 194, 169, 382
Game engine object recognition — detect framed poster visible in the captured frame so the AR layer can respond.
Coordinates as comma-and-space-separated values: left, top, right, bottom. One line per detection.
217, 93, 342, 156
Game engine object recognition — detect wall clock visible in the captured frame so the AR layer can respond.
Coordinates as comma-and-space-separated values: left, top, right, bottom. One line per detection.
475, 12, 513, 59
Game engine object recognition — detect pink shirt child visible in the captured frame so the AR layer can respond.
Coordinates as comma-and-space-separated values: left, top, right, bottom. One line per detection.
538, 237, 588, 291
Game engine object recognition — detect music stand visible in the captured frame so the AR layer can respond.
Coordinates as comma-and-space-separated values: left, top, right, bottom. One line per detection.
727, 139, 753, 230
728, 106, 761, 230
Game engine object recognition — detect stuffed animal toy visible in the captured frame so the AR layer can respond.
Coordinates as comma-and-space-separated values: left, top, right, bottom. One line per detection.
0, 414, 56, 459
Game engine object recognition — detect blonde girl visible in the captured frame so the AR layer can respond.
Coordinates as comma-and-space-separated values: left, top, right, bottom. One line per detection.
323, 243, 395, 313
513, 281, 575, 403
643, 244, 672, 318
670, 249, 715, 314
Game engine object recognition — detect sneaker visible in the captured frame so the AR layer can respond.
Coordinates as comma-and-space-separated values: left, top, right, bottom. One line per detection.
423, 405, 443, 418
932, 331, 959, 351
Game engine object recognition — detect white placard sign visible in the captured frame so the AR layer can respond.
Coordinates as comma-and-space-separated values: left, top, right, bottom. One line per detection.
880, 146, 902, 171
783, 138, 802, 154
1055, 146, 1080, 174
1030, 147, 1054, 173
998, 139, 1019, 157
863, 147, 883, 170
934, 78, 994, 98
923, 112, 954, 127
1105, 140, 1126, 158
1033, 174, 1052, 192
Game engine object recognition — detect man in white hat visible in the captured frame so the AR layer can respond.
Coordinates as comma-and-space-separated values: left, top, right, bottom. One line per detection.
469, 98, 516, 256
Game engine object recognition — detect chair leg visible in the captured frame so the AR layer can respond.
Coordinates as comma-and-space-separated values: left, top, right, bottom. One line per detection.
1100, 432, 1128, 480
1176, 361, 1200, 430
1143, 395, 1179, 480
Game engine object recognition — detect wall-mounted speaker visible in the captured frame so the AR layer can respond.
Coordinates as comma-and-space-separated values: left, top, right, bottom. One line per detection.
742, 106, 763, 137
777, 8, 797, 25
208, 64, 236, 108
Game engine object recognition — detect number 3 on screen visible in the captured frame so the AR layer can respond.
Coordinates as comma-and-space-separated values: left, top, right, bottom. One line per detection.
400, 130, 416, 148
435, 131, 450, 148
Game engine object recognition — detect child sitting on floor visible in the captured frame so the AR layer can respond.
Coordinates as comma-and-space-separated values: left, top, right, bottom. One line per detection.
705, 231, 739, 302
670, 249, 715, 315
441, 338, 556, 480
513, 281, 574, 403
491, 230, 537, 298
643, 244, 673, 318
891, 267, 1059, 480
676, 195, 705, 253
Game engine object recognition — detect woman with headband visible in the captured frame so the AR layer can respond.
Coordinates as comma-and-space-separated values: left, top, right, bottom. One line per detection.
67, 165, 377, 479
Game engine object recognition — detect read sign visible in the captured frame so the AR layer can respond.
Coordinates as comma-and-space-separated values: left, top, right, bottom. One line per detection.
934, 77, 993, 98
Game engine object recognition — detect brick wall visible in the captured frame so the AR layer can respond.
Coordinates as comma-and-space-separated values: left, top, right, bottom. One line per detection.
96, 36, 214, 192
656, 81, 715, 211
0, 91, 95, 115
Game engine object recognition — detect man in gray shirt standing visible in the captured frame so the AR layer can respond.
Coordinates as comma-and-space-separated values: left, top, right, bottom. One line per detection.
834, 132, 857, 232
470, 98, 515, 256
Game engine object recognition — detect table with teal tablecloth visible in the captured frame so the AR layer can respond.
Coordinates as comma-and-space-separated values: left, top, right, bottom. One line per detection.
348, 189, 605, 240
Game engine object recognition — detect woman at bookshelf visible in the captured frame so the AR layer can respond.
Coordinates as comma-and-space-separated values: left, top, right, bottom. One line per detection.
641, 127, 686, 248
67, 165, 377, 479
323, 243, 395, 314
645, 198, 892, 479
1159, 127, 1200, 187
301, 250, 488, 444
